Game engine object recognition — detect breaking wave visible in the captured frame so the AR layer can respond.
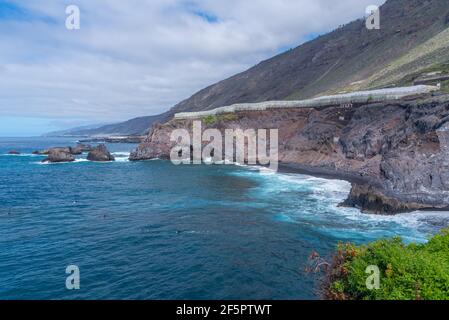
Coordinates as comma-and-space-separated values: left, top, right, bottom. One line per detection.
228, 167, 449, 243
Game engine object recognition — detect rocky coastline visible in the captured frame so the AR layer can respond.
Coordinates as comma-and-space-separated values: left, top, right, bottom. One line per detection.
130, 93, 449, 214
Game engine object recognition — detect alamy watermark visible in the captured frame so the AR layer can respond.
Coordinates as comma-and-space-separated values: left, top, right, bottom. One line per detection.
366, 5, 380, 30
170, 121, 279, 172
366, 265, 380, 290
66, 265, 80, 290
66, 5, 80, 30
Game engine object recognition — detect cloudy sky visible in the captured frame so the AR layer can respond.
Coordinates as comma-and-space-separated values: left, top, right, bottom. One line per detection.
0, 0, 385, 136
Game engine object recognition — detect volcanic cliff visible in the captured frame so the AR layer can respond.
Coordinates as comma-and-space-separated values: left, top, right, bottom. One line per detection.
130, 93, 449, 214
128, 0, 449, 214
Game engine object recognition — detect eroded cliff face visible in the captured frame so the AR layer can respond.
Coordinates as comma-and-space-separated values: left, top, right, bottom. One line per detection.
130, 95, 449, 214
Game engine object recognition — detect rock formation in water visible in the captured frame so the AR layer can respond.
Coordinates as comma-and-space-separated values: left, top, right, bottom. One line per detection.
87, 144, 115, 162
33, 144, 92, 156
69, 143, 93, 155
34, 147, 70, 156
32, 150, 48, 155
42, 148, 75, 163
8, 150, 20, 155
130, 93, 449, 214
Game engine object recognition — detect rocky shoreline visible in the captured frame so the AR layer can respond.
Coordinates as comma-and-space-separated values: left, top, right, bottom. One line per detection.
130, 93, 449, 215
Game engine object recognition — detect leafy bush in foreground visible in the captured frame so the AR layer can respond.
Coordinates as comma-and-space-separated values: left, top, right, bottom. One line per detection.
323, 228, 449, 300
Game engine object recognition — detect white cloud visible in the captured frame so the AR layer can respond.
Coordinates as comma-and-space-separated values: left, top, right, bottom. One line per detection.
0, 0, 386, 123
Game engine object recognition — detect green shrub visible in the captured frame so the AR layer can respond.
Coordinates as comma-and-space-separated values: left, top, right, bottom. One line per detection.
324, 228, 449, 300
202, 113, 239, 125
203, 115, 218, 125
218, 113, 239, 122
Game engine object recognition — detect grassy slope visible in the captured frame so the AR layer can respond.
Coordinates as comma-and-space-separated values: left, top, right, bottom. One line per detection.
343, 27, 449, 93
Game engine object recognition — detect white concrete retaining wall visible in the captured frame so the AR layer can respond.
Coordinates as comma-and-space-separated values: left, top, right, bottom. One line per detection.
174, 85, 439, 120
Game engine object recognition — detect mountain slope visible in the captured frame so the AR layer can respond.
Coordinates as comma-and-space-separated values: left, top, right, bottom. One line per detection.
62, 0, 449, 136
170, 0, 449, 114
58, 113, 169, 137
45, 123, 112, 137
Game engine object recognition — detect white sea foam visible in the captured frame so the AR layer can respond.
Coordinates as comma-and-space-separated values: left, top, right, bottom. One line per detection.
203, 157, 213, 164
214, 159, 234, 165
36, 158, 90, 165
230, 165, 449, 243
1, 153, 44, 157
112, 152, 130, 157
112, 152, 130, 163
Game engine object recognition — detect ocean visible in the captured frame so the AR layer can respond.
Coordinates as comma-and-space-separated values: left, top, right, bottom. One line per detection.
0, 137, 448, 300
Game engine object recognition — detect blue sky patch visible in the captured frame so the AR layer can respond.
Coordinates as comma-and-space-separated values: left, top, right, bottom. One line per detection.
0, 0, 56, 23
0, 0, 27, 20
193, 10, 218, 23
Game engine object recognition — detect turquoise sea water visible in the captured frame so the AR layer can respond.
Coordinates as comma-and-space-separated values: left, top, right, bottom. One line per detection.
0, 137, 448, 300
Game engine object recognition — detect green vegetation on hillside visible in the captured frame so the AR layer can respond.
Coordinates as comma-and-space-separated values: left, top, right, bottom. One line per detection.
323, 228, 449, 300
202, 113, 239, 125
203, 115, 217, 125
394, 62, 449, 87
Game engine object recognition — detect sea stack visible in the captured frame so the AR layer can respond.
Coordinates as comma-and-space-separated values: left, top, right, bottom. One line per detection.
87, 144, 115, 162
71, 143, 93, 154
69, 143, 92, 155
42, 148, 75, 163
8, 150, 20, 155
